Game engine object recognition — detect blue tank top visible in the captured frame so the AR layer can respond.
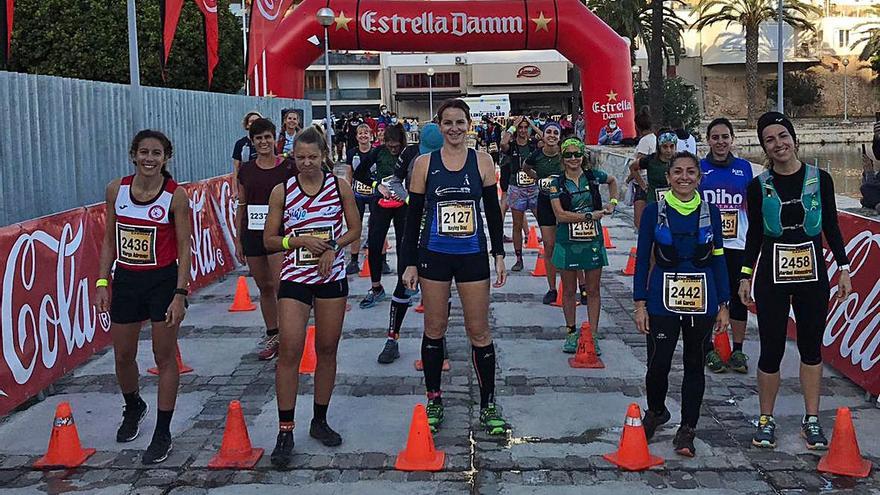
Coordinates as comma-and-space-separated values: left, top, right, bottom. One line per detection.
421, 149, 486, 255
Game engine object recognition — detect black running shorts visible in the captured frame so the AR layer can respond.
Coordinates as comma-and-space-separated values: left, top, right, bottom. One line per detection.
110, 264, 178, 324
417, 251, 490, 283
278, 279, 349, 306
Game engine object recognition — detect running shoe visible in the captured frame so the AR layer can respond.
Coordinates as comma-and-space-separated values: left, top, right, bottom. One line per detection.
592, 331, 602, 357
426, 400, 444, 433
562, 329, 579, 354
345, 260, 360, 276
642, 408, 671, 441
310, 419, 343, 447
705, 350, 727, 373
728, 350, 749, 374
116, 399, 148, 443
580, 287, 588, 306
258, 334, 280, 361
752, 414, 777, 448
382, 261, 392, 275
270, 431, 294, 467
801, 416, 828, 450
141, 432, 172, 465
377, 339, 400, 364
480, 404, 509, 436
673, 425, 696, 457
511, 258, 524, 272
542, 289, 557, 305
359, 287, 386, 309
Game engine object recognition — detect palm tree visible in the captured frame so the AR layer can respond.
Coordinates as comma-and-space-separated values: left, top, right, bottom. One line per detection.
692, 0, 820, 123
852, 5, 880, 72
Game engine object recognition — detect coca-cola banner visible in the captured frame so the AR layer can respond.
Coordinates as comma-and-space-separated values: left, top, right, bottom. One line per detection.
0, 175, 237, 415
261, 0, 635, 139
814, 212, 880, 395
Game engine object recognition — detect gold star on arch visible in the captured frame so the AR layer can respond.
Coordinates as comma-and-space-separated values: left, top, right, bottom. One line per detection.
334, 11, 352, 31
606, 90, 618, 102
531, 11, 552, 32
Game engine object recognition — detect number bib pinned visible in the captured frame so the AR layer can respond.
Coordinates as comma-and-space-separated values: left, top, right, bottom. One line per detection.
654, 187, 670, 202
662, 273, 707, 314
293, 226, 334, 267
516, 170, 536, 187
116, 223, 157, 266
569, 217, 597, 241
488, 142, 499, 154
539, 176, 558, 194
720, 210, 738, 239
437, 200, 476, 237
353, 180, 374, 196
772, 242, 818, 284
247, 205, 269, 230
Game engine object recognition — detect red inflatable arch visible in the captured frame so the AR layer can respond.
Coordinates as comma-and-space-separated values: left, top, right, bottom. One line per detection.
260, 0, 635, 140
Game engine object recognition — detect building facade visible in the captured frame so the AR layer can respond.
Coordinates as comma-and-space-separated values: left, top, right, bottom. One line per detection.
304, 51, 384, 119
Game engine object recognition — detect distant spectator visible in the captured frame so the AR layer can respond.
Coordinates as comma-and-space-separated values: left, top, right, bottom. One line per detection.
670, 117, 697, 154
861, 144, 880, 213
276, 109, 301, 155
377, 105, 391, 126
598, 118, 623, 145
231, 111, 262, 198
364, 111, 378, 133
574, 113, 585, 141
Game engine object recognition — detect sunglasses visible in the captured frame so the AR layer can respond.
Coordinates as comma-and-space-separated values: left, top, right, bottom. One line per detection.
562, 152, 584, 159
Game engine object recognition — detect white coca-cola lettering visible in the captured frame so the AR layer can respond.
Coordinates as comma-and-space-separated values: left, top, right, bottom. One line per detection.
1, 222, 109, 396
360, 11, 523, 36
824, 231, 880, 372
212, 180, 240, 266
189, 189, 225, 281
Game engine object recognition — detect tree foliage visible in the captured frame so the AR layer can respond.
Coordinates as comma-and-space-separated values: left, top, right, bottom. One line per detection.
634, 76, 700, 132
853, 5, 880, 75
9, 0, 244, 93
765, 71, 822, 117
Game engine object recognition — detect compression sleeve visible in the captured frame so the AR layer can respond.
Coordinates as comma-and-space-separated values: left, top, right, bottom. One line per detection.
819, 170, 850, 266
741, 178, 764, 278
710, 206, 731, 304
402, 192, 425, 267
352, 148, 378, 185
482, 185, 505, 258
633, 202, 657, 302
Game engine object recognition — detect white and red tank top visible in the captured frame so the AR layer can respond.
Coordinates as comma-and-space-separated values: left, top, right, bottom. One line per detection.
280, 172, 346, 284
114, 175, 179, 270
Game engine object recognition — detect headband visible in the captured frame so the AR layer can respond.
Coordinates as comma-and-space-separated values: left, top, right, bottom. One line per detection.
542, 122, 563, 133
756, 111, 797, 147
561, 138, 585, 153
658, 132, 678, 145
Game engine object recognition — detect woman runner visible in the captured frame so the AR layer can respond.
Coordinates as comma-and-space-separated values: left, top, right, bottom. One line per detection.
96, 130, 192, 464
402, 99, 509, 435
235, 118, 297, 360
263, 127, 362, 467
344, 123, 377, 275
549, 138, 618, 353
502, 115, 541, 271
231, 111, 262, 198
276, 109, 301, 155
739, 112, 851, 450
630, 129, 676, 205
634, 151, 730, 457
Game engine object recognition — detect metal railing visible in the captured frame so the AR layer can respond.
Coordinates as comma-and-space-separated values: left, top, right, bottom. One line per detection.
0, 71, 311, 225
304, 88, 382, 100
313, 52, 382, 65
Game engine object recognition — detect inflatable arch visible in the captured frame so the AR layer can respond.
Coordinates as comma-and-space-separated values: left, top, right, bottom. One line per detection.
260, 0, 635, 141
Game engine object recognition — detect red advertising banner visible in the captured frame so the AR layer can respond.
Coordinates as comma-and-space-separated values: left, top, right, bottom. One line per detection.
247, 0, 294, 78
194, 0, 220, 87
161, 0, 186, 68
814, 211, 880, 395
0, 175, 237, 415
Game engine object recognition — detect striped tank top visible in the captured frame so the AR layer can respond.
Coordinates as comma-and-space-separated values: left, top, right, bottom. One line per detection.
280, 172, 346, 284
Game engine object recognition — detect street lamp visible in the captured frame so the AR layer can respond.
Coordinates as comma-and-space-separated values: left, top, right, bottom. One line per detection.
842, 58, 850, 123
426, 67, 435, 120
317, 7, 335, 154
776, 0, 784, 113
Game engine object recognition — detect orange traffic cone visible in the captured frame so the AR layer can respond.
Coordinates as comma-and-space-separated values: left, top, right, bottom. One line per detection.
229, 276, 256, 312
415, 303, 425, 313
395, 404, 445, 471
713, 331, 732, 364
531, 248, 547, 277
525, 226, 540, 249
148, 345, 194, 375
569, 322, 604, 369
817, 407, 872, 478
33, 402, 96, 469
622, 247, 637, 276
603, 226, 616, 249
208, 400, 264, 469
299, 325, 317, 374
359, 251, 371, 278
603, 403, 664, 471
551, 280, 578, 307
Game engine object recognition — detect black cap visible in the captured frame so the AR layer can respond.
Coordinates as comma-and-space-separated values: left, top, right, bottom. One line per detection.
756, 112, 797, 148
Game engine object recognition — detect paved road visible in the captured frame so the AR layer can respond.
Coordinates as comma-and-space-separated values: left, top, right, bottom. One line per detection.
0, 206, 878, 494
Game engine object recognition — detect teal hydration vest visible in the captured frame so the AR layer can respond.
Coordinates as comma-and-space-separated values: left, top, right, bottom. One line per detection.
757, 165, 822, 238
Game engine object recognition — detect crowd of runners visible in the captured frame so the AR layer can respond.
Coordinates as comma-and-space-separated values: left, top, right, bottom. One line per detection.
95, 99, 851, 466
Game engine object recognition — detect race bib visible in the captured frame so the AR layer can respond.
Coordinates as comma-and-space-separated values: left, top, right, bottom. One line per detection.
663, 273, 707, 314
654, 187, 670, 202
539, 176, 558, 194
488, 142, 498, 154
293, 226, 334, 267
517, 170, 536, 186
247, 205, 269, 230
437, 200, 476, 237
720, 210, 738, 239
116, 223, 157, 266
353, 180, 374, 195
773, 242, 818, 284
570, 217, 597, 241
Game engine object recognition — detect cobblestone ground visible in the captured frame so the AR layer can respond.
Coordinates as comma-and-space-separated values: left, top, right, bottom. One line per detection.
0, 207, 878, 494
